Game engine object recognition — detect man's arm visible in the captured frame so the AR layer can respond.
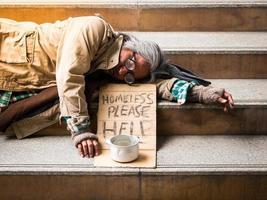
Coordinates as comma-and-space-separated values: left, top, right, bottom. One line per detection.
56, 16, 108, 157
156, 78, 234, 112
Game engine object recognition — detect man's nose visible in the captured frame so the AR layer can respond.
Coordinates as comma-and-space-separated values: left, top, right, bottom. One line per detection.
118, 66, 128, 76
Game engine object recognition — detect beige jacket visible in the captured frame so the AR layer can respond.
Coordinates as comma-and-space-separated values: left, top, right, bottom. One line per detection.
0, 16, 124, 125
0, 16, 178, 138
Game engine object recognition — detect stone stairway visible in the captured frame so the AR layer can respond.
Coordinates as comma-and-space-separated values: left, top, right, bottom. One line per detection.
1, 135, 267, 199
132, 32, 267, 78
1, 0, 267, 31
0, 0, 267, 200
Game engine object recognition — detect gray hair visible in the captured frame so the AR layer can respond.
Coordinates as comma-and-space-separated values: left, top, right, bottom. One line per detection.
122, 34, 163, 72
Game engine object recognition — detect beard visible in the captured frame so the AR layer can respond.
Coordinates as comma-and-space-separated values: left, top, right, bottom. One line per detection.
107, 64, 122, 80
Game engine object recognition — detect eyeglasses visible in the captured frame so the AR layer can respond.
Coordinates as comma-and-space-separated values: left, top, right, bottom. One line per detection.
124, 55, 136, 85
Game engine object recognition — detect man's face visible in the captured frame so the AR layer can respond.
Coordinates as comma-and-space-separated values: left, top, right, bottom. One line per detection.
107, 48, 151, 83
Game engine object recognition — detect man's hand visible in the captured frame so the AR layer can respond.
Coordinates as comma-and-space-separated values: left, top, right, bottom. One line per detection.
216, 89, 234, 112
188, 85, 234, 112
77, 138, 100, 158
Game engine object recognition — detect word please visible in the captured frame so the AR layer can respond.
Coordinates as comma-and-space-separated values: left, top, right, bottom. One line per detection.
107, 105, 151, 118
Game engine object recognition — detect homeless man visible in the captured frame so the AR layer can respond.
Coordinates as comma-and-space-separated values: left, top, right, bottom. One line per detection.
0, 16, 234, 158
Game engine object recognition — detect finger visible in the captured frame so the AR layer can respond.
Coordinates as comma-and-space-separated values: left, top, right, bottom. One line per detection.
224, 103, 228, 112
225, 99, 235, 112
224, 92, 234, 107
82, 140, 89, 157
217, 97, 230, 112
86, 139, 94, 158
217, 97, 227, 104
229, 96, 234, 108
227, 100, 234, 110
93, 140, 100, 156
77, 144, 84, 157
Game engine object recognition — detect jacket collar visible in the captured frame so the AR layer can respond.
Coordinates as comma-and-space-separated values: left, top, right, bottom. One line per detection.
105, 35, 124, 70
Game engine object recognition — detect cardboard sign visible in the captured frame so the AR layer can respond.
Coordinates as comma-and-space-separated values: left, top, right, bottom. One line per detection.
94, 84, 156, 168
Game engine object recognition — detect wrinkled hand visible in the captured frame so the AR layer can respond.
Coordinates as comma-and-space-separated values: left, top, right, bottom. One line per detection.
216, 89, 234, 112
77, 138, 100, 158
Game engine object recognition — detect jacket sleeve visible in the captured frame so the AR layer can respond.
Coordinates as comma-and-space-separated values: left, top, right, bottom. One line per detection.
156, 77, 225, 105
156, 78, 179, 101
56, 16, 108, 133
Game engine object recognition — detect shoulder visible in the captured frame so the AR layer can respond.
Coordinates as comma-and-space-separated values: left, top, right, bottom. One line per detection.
69, 16, 107, 31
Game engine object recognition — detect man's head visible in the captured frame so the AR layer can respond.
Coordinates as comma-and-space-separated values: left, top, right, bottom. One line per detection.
108, 34, 163, 84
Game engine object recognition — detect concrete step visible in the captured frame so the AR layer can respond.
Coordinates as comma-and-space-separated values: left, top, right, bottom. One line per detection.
157, 79, 267, 135
129, 31, 267, 78
0, 0, 267, 31
0, 134, 266, 199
